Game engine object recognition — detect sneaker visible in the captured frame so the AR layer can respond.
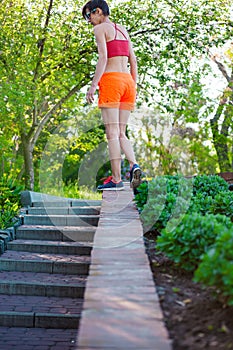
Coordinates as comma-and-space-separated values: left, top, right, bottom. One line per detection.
97, 180, 124, 191
130, 164, 142, 190
103, 176, 113, 184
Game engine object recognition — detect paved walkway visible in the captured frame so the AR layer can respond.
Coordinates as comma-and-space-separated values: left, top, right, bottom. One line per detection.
77, 183, 171, 349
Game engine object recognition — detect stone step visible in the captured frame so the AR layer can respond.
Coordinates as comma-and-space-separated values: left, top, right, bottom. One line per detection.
0, 327, 78, 348
0, 250, 90, 274
7, 239, 92, 255
24, 206, 101, 216
0, 271, 86, 298
31, 199, 101, 208
16, 225, 96, 242
22, 214, 99, 227
0, 311, 80, 329
0, 294, 83, 328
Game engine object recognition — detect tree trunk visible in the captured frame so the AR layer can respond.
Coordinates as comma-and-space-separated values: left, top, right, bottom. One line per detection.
210, 102, 232, 172
210, 54, 233, 172
21, 134, 34, 190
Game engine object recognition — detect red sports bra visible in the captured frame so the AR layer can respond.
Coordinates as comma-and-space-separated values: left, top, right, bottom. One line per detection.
106, 23, 129, 58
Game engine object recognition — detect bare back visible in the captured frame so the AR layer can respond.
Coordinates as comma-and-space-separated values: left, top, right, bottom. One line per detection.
95, 22, 135, 73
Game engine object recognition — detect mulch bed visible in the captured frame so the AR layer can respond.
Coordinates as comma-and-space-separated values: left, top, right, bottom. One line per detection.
144, 231, 233, 350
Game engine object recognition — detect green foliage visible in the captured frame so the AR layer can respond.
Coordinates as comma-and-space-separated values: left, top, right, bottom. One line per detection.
188, 136, 219, 175
137, 175, 192, 232
0, 175, 23, 229
0, 0, 232, 188
63, 126, 106, 184
156, 213, 232, 271
210, 191, 233, 220
192, 175, 229, 197
41, 182, 101, 200
194, 227, 233, 306
187, 175, 230, 215
135, 175, 231, 225
187, 193, 214, 215
134, 181, 149, 211
135, 175, 180, 210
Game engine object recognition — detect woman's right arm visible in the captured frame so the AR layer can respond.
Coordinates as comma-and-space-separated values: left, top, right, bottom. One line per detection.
86, 24, 108, 104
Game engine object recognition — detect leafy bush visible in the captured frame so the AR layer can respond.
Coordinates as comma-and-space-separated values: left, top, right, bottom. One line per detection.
156, 213, 232, 271
187, 177, 232, 218
138, 176, 178, 231
0, 176, 23, 229
187, 193, 214, 215
134, 175, 180, 212
136, 175, 192, 232
192, 175, 229, 198
194, 227, 233, 306
134, 181, 148, 212
135, 174, 231, 233
210, 191, 233, 221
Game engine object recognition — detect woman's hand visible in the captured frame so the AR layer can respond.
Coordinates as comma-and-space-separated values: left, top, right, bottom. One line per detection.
86, 85, 97, 104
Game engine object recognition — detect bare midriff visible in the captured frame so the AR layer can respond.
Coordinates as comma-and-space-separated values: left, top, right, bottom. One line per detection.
104, 56, 129, 73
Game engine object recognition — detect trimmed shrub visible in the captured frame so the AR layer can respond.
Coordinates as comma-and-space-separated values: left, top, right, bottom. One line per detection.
187, 193, 213, 215
156, 213, 232, 271
192, 175, 229, 198
135, 174, 231, 233
210, 191, 233, 221
138, 176, 186, 232
194, 227, 233, 306
134, 181, 148, 212
135, 175, 230, 231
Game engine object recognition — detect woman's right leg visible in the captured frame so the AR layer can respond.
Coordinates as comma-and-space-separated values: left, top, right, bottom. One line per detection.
119, 108, 137, 169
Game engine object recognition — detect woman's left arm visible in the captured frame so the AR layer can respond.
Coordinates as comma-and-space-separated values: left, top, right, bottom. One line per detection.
86, 24, 108, 104
128, 38, 137, 84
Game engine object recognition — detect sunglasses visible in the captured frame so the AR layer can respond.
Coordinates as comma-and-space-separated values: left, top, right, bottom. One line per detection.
85, 8, 97, 20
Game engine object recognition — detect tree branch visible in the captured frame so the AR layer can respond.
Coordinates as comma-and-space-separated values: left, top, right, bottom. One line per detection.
39, 49, 93, 82
33, 0, 54, 82
31, 83, 81, 148
209, 52, 231, 83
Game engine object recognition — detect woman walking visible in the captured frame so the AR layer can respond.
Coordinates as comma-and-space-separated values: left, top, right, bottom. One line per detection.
82, 0, 142, 191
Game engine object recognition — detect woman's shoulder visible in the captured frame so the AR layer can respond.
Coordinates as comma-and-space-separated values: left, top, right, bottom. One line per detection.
94, 22, 129, 39
94, 22, 112, 33
115, 23, 129, 38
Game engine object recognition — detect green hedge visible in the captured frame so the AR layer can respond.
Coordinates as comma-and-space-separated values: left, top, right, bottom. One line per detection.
156, 213, 232, 271
194, 228, 233, 306
135, 175, 231, 231
135, 174, 233, 305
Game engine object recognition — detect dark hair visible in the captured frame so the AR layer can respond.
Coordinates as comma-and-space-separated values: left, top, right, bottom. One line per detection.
82, 0, 110, 19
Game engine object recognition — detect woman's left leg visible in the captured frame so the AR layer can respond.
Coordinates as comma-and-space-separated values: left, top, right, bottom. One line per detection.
119, 108, 142, 190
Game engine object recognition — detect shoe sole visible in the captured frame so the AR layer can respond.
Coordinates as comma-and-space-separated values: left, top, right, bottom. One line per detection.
130, 168, 142, 189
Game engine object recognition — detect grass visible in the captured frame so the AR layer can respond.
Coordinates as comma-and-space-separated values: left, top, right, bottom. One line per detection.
39, 183, 102, 200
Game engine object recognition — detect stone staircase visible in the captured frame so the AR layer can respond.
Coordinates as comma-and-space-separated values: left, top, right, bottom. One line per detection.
0, 193, 101, 334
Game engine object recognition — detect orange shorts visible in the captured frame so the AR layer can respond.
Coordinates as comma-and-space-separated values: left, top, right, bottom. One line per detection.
98, 72, 136, 111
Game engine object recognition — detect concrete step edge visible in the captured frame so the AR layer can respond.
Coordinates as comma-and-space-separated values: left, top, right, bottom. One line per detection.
15, 226, 96, 242
0, 311, 80, 329
7, 241, 92, 255
0, 281, 85, 298
16, 225, 96, 231
0, 259, 90, 274
23, 207, 101, 215
22, 215, 99, 227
